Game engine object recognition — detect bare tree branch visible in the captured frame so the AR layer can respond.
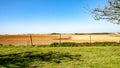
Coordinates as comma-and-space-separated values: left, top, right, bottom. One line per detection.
92, 0, 120, 24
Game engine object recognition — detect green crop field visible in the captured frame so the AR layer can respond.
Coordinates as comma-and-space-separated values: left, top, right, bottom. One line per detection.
0, 42, 120, 68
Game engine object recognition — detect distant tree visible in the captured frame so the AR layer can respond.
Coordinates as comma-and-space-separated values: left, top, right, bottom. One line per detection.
50, 33, 61, 35
92, 0, 120, 24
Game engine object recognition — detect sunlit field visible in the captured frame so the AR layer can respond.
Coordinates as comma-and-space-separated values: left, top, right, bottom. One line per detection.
0, 0, 120, 68
0, 34, 120, 45
0, 42, 120, 68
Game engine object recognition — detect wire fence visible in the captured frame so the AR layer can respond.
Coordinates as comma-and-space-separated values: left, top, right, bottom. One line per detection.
0, 34, 120, 45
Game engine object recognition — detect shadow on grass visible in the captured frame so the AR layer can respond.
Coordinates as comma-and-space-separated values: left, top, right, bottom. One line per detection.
0, 51, 81, 68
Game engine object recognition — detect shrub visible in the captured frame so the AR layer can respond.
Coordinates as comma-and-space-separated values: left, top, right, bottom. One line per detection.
49, 42, 120, 47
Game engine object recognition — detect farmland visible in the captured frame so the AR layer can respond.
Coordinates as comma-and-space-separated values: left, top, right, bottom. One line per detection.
0, 34, 120, 68
0, 34, 120, 45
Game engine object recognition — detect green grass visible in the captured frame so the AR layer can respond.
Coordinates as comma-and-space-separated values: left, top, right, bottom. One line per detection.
0, 42, 120, 68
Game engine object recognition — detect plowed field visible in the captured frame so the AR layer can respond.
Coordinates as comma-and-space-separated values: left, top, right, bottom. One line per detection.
0, 34, 120, 45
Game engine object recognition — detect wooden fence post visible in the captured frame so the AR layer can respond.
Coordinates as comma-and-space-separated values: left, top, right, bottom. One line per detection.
30, 34, 33, 46
90, 34, 91, 46
59, 34, 61, 44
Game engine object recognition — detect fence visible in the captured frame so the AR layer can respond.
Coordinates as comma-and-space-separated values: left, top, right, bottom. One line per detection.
0, 34, 120, 45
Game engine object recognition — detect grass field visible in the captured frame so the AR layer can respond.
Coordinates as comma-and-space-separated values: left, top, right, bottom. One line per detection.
0, 34, 120, 45
0, 43, 120, 68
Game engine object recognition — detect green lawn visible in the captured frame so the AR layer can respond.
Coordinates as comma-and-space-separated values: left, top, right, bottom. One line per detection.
0, 45, 120, 68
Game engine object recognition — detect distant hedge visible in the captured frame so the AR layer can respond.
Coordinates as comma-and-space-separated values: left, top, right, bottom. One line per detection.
49, 42, 120, 47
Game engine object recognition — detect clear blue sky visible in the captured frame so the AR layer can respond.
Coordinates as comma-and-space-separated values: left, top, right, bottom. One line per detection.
0, 0, 119, 34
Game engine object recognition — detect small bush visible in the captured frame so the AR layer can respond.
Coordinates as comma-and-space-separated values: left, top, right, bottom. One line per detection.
0, 44, 3, 46
8, 44, 13, 46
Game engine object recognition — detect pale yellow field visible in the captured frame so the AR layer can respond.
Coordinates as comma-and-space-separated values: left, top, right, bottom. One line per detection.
0, 34, 120, 45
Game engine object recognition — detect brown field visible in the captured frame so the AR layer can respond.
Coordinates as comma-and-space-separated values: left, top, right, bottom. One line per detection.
0, 34, 120, 45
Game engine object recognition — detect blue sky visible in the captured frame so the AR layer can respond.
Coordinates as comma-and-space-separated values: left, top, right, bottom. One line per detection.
0, 0, 119, 34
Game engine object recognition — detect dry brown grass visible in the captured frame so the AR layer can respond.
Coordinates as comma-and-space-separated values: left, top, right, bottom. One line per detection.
0, 34, 120, 45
